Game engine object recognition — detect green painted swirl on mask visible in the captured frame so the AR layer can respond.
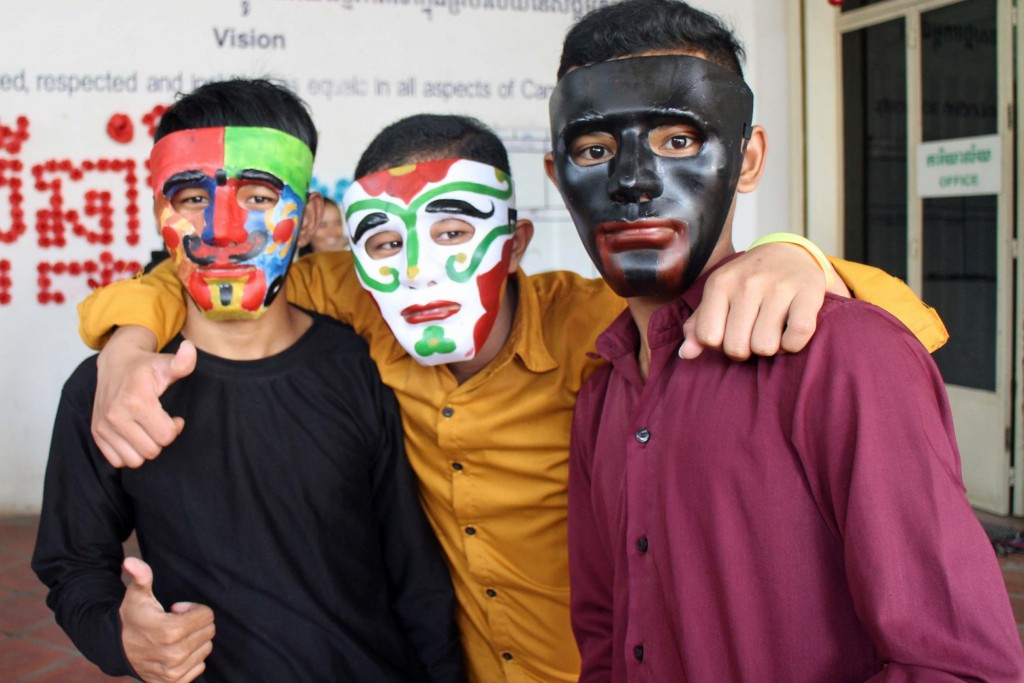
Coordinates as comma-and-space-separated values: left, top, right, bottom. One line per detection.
346, 173, 514, 288
351, 252, 400, 293
344, 197, 409, 220
406, 178, 513, 209
412, 178, 513, 283
344, 197, 411, 292
445, 223, 514, 282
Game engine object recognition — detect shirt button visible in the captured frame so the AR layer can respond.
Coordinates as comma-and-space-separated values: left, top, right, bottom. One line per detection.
465, 526, 476, 535
452, 462, 464, 471
502, 652, 513, 661
634, 644, 644, 661
635, 428, 651, 443
442, 406, 455, 418
486, 588, 497, 598
636, 536, 648, 553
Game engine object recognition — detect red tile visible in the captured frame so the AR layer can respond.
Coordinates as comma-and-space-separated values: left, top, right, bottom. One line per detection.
1004, 573, 1024, 598
0, 562, 44, 595
1000, 557, 1024, 595
997, 555, 1024, 571
0, 536, 38, 562
0, 521, 40, 559
0, 596, 52, 635
18, 654, 135, 682
0, 555, 20, 572
0, 638, 72, 681
21, 621, 77, 653
1008, 595, 1024, 626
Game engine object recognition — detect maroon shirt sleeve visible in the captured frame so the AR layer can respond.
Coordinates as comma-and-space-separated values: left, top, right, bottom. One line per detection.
790, 299, 1024, 680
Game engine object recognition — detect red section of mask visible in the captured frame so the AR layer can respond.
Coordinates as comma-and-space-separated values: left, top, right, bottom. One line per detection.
356, 158, 460, 204
242, 270, 267, 311
472, 239, 513, 352
187, 270, 213, 310
161, 226, 181, 251
210, 180, 249, 246
149, 128, 225, 193
273, 218, 295, 244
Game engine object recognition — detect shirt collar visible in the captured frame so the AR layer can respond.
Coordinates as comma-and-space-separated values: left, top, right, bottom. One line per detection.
502, 269, 560, 374
595, 252, 743, 362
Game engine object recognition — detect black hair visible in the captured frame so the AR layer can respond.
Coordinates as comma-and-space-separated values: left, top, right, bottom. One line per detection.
354, 114, 510, 178
557, 0, 746, 80
154, 78, 318, 154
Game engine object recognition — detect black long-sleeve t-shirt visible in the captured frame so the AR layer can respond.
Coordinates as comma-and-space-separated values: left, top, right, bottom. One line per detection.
33, 312, 464, 682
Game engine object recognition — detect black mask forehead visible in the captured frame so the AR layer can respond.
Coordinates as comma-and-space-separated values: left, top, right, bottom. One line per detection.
549, 55, 754, 150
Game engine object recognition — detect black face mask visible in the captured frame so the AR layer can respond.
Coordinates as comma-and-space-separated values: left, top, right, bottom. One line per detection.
549, 55, 754, 298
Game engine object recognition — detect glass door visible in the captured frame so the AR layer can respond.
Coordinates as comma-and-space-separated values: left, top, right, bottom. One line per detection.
807, 0, 1015, 513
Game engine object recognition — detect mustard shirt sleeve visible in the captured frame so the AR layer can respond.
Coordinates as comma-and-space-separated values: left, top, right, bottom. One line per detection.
77, 259, 187, 350
284, 251, 363, 324
78, 251, 365, 350
829, 256, 949, 353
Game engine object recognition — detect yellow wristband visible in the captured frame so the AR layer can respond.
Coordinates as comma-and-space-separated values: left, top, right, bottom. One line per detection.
747, 232, 835, 289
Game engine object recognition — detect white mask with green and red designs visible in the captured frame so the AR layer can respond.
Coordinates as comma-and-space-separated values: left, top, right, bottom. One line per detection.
342, 158, 516, 366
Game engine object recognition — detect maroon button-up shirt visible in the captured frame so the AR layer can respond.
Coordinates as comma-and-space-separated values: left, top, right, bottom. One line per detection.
569, 259, 1024, 682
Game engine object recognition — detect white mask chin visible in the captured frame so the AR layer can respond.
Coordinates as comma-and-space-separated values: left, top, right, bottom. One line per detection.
342, 158, 516, 366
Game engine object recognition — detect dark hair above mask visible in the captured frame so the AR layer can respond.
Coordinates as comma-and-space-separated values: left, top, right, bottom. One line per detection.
154, 78, 318, 155
354, 114, 511, 178
557, 0, 746, 81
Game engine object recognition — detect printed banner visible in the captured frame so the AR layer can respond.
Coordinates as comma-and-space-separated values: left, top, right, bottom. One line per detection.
0, 0, 601, 510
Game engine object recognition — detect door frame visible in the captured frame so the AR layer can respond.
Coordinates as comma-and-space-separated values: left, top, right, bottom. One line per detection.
797, 0, 1019, 513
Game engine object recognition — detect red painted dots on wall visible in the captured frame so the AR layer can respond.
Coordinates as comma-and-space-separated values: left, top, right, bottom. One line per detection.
0, 108, 167, 307
31, 158, 141, 248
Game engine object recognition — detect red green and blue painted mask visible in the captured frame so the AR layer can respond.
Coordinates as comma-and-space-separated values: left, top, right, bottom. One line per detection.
149, 126, 313, 319
342, 159, 515, 366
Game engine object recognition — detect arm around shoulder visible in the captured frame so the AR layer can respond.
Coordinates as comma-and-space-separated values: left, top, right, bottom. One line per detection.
285, 250, 364, 325
78, 258, 187, 350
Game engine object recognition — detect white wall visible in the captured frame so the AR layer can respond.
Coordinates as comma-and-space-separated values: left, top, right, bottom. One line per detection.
717, 0, 797, 247
0, 0, 791, 513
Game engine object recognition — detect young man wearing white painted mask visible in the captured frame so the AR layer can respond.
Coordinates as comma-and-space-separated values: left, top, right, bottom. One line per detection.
342, 157, 518, 369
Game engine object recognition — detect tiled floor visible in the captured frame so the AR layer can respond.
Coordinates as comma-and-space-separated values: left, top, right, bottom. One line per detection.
2, 513, 1024, 681
0, 516, 134, 682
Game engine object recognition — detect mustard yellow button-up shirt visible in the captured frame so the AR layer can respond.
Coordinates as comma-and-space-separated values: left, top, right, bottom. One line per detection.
78, 251, 947, 682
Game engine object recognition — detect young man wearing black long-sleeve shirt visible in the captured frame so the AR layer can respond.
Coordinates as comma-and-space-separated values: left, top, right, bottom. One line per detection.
32, 79, 463, 683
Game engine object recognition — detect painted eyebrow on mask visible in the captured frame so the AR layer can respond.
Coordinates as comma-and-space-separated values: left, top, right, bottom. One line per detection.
352, 212, 391, 244
237, 169, 284, 190
424, 198, 494, 219
162, 169, 208, 196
